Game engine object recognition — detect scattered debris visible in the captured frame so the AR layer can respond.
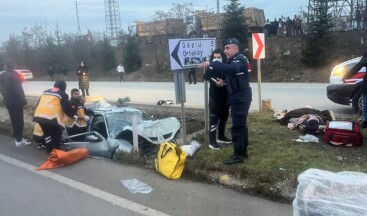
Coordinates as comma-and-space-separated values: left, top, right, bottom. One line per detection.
293, 134, 319, 143
157, 100, 174, 105
336, 156, 343, 161
121, 179, 153, 194
219, 175, 230, 186
181, 140, 201, 157
117, 97, 131, 107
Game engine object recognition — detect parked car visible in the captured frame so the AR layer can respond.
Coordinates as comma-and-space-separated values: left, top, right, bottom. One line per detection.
15, 69, 33, 81
62, 103, 181, 158
0, 69, 33, 82
327, 56, 364, 113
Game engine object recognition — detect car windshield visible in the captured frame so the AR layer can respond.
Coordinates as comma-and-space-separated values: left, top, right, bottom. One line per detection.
105, 111, 152, 138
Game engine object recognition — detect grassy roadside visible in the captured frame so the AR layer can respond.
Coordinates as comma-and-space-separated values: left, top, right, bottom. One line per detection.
1, 97, 366, 202
184, 112, 367, 201
116, 112, 367, 202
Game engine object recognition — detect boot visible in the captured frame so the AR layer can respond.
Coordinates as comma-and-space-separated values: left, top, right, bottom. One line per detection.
238, 150, 248, 160
223, 150, 248, 165
209, 129, 220, 150
223, 154, 244, 165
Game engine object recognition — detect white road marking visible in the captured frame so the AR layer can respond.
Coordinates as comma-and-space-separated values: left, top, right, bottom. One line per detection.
0, 153, 169, 216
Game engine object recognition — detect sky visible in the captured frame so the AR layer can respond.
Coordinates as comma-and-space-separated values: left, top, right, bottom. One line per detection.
0, 0, 309, 43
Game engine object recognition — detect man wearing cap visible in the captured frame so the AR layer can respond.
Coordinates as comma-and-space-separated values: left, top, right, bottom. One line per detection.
0, 59, 31, 147
33, 81, 77, 153
199, 38, 252, 165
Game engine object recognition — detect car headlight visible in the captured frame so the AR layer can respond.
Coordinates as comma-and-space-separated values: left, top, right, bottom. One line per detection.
332, 65, 346, 77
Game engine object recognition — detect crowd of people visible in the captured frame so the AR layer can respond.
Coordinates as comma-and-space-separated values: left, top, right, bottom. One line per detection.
264, 15, 303, 37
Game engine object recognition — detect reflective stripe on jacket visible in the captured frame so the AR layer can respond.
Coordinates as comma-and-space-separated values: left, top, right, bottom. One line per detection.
33, 90, 66, 128
65, 106, 87, 128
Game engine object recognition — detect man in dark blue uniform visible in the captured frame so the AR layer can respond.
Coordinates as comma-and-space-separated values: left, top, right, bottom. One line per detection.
199, 38, 252, 165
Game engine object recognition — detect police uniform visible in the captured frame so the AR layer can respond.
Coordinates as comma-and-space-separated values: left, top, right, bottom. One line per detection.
210, 38, 252, 164
33, 81, 76, 153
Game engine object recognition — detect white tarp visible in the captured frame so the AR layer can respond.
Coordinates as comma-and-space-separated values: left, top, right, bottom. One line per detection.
293, 168, 367, 216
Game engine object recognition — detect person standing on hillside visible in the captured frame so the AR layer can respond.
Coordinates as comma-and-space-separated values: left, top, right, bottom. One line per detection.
344, 53, 367, 128
0, 59, 31, 147
76, 61, 89, 96
117, 63, 125, 82
203, 49, 231, 150
199, 38, 252, 165
264, 19, 271, 37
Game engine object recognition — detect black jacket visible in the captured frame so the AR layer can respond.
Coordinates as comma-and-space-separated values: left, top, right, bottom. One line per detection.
0, 69, 27, 107
344, 56, 367, 95
203, 67, 228, 102
210, 52, 252, 104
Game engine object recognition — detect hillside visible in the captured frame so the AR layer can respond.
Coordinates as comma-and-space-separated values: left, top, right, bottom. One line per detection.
40, 30, 367, 83
126, 30, 367, 83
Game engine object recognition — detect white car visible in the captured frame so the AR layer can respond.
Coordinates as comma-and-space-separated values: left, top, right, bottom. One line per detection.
15, 69, 34, 81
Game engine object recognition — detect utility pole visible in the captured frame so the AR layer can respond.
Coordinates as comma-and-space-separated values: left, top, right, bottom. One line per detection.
308, 0, 356, 30
104, 0, 121, 39
216, 0, 220, 40
75, 1, 81, 35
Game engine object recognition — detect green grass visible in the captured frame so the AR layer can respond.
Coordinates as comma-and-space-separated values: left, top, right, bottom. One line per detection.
182, 112, 367, 201
112, 112, 367, 201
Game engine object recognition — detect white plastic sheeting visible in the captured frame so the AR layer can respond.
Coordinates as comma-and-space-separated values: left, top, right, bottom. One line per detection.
293, 168, 367, 216
121, 179, 153, 194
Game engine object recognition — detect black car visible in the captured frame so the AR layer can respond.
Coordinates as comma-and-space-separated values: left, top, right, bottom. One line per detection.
327, 56, 365, 113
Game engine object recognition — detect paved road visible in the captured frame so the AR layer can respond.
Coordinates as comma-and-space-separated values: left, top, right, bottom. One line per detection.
22, 81, 354, 114
0, 135, 293, 216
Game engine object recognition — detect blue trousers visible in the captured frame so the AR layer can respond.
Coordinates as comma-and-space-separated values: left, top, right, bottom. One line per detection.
230, 101, 251, 153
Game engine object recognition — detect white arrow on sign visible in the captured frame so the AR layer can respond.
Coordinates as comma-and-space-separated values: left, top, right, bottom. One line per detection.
169, 38, 216, 70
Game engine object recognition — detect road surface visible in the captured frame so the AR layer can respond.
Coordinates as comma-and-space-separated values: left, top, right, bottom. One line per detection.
0, 135, 293, 216
23, 81, 353, 114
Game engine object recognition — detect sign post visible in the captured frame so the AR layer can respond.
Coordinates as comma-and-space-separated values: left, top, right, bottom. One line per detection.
252, 33, 265, 112
169, 38, 215, 145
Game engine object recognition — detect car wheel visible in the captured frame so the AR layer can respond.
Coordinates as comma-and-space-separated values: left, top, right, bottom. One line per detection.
352, 91, 362, 114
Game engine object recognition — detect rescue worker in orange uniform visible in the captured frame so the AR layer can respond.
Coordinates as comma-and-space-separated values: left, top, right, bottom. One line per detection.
65, 89, 91, 137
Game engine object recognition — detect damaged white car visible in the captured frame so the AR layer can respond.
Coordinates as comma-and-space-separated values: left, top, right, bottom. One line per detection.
63, 105, 181, 158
